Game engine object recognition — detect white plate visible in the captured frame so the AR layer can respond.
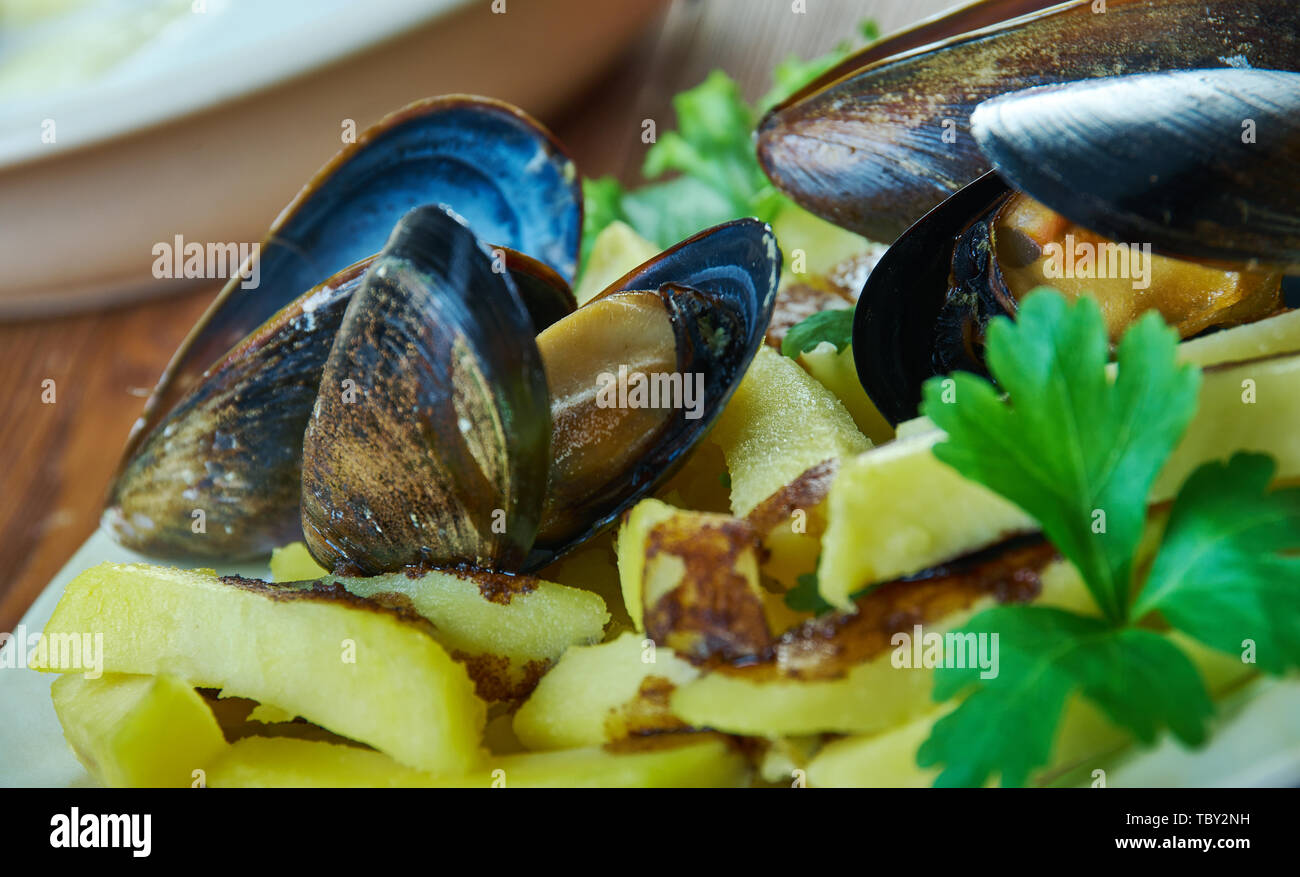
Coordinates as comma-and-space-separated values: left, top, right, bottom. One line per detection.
2, 527, 1298, 787
0, 528, 271, 787
0, 0, 473, 166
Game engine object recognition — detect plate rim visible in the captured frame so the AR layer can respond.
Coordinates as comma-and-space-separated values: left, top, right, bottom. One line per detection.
0, 0, 474, 168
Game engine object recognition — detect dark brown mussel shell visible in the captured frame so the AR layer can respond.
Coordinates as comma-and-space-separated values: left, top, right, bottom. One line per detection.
105, 96, 580, 559
758, 0, 1300, 243
103, 251, 574, 560
301, 205, 552, 575
103, 260, 369, 558
498, 246, 579, 330
972, 69, 1300, 273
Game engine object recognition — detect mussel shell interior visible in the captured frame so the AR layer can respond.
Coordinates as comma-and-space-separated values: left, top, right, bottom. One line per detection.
523, 219, 781, 568
499, 246, 579, 332
596, 217, 781, 365
854, 173, 1012, 425
533, 288, 690, 550
529, 284, 746, 562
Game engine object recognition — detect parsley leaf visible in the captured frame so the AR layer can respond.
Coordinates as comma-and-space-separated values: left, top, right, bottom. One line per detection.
918, 606, 1214, 788
620, 175, 739, 253
643, 71, 768, 217
784, 572, 836, 614
580, 176, 630, 273
757, 19, 878, 113
1134, 452, 1300, 673
914, 288, 1226, 786
577, 22, 879, 279
578, 71, 784, 278
780, 308, 854, 358
921, 290, 1201, 623
785, 568, 869, 616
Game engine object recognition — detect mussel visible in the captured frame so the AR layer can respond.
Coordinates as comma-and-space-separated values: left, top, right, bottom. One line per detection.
106, 95, 780, 576
757, 0, 1300, 424
757, 0, 1300, 244
301, 208, 777, 575
106, 96, 582, 558
299, 206, 552, 573
850, 69, 1299, 423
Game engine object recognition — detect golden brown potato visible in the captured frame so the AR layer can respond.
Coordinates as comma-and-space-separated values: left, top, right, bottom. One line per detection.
35, 563, 486, 775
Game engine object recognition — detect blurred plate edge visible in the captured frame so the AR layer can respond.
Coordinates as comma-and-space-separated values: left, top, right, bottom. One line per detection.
0, 0, 666, 318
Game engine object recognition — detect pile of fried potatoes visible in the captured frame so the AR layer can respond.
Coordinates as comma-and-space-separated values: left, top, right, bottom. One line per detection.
35, 222, 1300, 787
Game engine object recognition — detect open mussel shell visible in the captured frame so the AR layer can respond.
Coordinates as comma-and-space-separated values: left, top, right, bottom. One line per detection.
853, 173, 1012, 426
302, 205, 550, 575
524, 218, 781, 568
103, 247, 574, 560
105, 95, 579, 559
757, 0, 1300, 243
103, 260, 369, 558
972, 69, 1300, 273
119, 95, 580, 489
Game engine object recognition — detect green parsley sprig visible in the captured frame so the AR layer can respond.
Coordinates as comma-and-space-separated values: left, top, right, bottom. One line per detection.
780, 309, 854, 359
578, 22, 878, 277
917, 289, 1300, 787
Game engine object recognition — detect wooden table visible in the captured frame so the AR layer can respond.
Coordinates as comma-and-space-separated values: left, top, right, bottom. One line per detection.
0, 0, 956, 630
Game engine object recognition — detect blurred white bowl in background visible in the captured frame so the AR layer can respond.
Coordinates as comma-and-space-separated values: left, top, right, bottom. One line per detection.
0, 0, 664, 318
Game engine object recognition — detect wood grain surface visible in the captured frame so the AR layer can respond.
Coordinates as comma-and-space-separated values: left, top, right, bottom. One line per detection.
0, 0, 957, 630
